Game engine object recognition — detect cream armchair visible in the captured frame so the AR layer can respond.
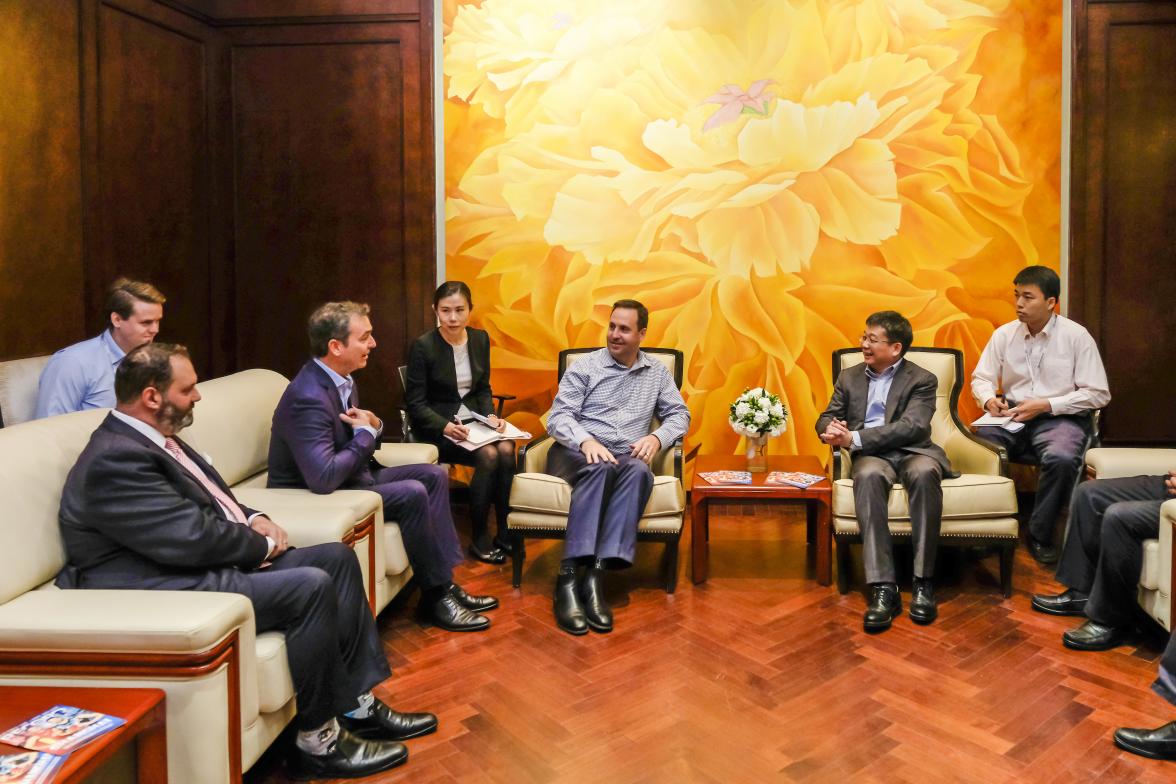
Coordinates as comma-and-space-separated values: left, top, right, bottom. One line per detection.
506, 348, 686, 593
830, 348, 1019, 595
0, 354, 50, 427
1084, 448, 1176, 632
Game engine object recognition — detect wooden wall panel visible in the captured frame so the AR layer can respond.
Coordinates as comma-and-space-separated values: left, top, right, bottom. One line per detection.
0, 2, 85, 358
229, 19, 431, 417
1071, 1, 1176, 444
86, 0, 221, 376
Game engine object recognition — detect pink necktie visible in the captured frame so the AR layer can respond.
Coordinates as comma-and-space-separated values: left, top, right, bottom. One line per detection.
164, 437, 248, 525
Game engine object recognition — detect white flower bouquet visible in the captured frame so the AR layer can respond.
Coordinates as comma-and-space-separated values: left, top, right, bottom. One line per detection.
728, 387, 788, 438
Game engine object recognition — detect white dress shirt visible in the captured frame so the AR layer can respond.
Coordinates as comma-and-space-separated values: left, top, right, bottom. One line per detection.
971, 314, 1110, 416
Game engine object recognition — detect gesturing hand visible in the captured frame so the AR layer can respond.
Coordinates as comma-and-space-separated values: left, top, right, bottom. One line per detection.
819, 418, 854, 448
340, 407, 381, 430
581, 438, 617, 464
1008, 398, 1051, 423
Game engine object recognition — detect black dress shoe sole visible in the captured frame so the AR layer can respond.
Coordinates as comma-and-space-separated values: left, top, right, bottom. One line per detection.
417, 614, 491, 632
1030, 598, 1087, 617
1113, 733, 1176, 760
909, 608, 937, 625
556, 619, 589, 636
1029, 544, 1059, 565
341, 721, 438, 742
585, 618, 613, 633
1062, 634, 1121, 651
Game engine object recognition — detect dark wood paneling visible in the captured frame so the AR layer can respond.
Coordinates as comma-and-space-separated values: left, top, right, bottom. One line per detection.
230, 19, 432, 417
1071, 1, 1176, 445
0, 1, 85, 359
87, 0, 220, 375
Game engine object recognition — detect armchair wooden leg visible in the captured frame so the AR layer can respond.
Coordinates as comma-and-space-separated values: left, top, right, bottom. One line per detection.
1000, 543, 1014, 598
836, 538, 852, 595
662, 538, 680, 594
511, 533, 525, 588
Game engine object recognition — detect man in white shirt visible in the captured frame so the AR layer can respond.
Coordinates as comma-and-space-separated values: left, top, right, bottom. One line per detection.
971, 266, 1110, 564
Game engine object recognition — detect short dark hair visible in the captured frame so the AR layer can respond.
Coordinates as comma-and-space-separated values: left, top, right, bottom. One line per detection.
1013, 265, 1060, 302
308, 301, 370, 357
105, 277, 165, 328
865, 310, 914, 355
611, 299, 648, 330
433, 281, 473, 309
115, 343, 189, 404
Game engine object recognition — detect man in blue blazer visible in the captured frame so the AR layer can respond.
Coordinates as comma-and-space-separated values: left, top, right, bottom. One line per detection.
57, 343, 436, 779
267, 301, 496, 632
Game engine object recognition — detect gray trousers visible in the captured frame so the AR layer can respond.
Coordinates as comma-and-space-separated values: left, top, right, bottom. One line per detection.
547, 442, 654, 565
1056, 474, 1168, 594
852, 453, 944, 584
976, 414, 1088, 543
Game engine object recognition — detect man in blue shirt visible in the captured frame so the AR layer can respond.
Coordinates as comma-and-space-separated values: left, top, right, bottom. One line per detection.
35, 278, 166, 418
545, 299, 691, 635
816, 311, 952, 632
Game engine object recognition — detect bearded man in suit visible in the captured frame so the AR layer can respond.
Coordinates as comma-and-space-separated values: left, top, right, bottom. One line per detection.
56, 343, 436, 779
816, 311, 953, 632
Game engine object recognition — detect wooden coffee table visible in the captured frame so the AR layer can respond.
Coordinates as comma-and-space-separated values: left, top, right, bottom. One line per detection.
0, 686, 166, 783
690, 454, 832, 585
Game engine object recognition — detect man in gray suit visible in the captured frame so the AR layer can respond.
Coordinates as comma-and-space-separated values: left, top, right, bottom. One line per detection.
816, 311, 952, 632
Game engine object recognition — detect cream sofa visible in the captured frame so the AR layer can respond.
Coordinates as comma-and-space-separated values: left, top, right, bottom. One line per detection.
0, 354, 50, 427
1084, 448, 1176, 631
0, 369, 435, 782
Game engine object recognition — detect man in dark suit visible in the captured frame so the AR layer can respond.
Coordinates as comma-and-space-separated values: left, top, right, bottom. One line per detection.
816, 311, 952, 632
267, 301, 496, 632
56, 343, 437, 780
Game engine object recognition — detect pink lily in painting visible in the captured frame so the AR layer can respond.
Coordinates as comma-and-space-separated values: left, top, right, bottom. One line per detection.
702, 79, 776, 132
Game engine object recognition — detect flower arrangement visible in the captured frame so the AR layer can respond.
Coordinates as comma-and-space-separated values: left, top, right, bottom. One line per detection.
728, 388, 787, 438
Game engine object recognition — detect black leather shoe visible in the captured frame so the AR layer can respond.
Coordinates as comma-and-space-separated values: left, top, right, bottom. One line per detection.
1028, 537, 1059, 565
338, 699, 438, 741
1031, 588, 1089, 616
1062, 619, 1123, 651
468, 541, 507, 564
450, 583, 499, 612
553, 569, 588, 635
492, 535, 514, 555
909, 578, 937, 625
1114, 720, 1176, 760
289, 727, 407, 780
578, 561, 613, 633
417, 593, 490, 632
863, 584, 902, 632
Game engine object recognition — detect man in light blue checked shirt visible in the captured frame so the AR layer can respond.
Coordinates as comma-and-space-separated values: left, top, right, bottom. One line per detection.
545, 299, 690, 636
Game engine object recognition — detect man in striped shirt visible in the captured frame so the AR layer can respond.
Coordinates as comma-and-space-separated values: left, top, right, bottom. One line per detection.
545, 300, 690, 636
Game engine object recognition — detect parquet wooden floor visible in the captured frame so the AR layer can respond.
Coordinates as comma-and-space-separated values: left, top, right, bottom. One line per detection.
247, 500, 1175, 783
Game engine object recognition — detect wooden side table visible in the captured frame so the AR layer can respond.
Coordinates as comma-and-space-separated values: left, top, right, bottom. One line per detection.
0, 686, 166, 783
690, 454, 832, 585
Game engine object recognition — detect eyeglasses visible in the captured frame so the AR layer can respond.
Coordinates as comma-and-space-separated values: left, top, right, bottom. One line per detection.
860, 333, 894, 346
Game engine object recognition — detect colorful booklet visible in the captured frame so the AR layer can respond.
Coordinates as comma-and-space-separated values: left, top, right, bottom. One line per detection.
698, 470, 752, 485
764, 471, 825, 488
0, 705, 125, 755
0, 751, 66, 784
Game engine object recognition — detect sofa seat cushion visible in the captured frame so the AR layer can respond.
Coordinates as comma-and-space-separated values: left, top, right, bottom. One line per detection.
1141, 537, 1161, 591
831, 473, 1016, 521
255, 632, 295, 714
383, 524, 409, 575
373, 443, 438, 468
509, 472, 684, 518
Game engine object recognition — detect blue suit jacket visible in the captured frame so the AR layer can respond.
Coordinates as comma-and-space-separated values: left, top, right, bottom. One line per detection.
267, 360, 380, 493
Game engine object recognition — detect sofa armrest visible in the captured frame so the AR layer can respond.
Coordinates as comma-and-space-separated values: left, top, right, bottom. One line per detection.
0, 589, 253, 654
373, 442, 437, 468
1161, 499, 1175, 607
1086, 448, 1176, 479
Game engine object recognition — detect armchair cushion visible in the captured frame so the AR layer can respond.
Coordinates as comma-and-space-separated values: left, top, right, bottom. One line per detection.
1086, 447, 1176, 479
831, 474, 1016, 521
255, 632, 295, 714
0, 355, 51, 427
509, 472, 684, 518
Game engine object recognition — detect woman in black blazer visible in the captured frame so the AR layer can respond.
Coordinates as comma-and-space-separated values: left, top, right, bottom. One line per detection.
405, 281, 515, 564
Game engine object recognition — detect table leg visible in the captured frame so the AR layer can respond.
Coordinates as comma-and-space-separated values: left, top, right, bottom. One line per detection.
136, 702, 168, 783
690, 495, 708, 584
814, 497, 831, 586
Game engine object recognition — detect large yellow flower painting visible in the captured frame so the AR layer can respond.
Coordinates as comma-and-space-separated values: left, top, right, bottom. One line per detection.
443, 0, 1061, 469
